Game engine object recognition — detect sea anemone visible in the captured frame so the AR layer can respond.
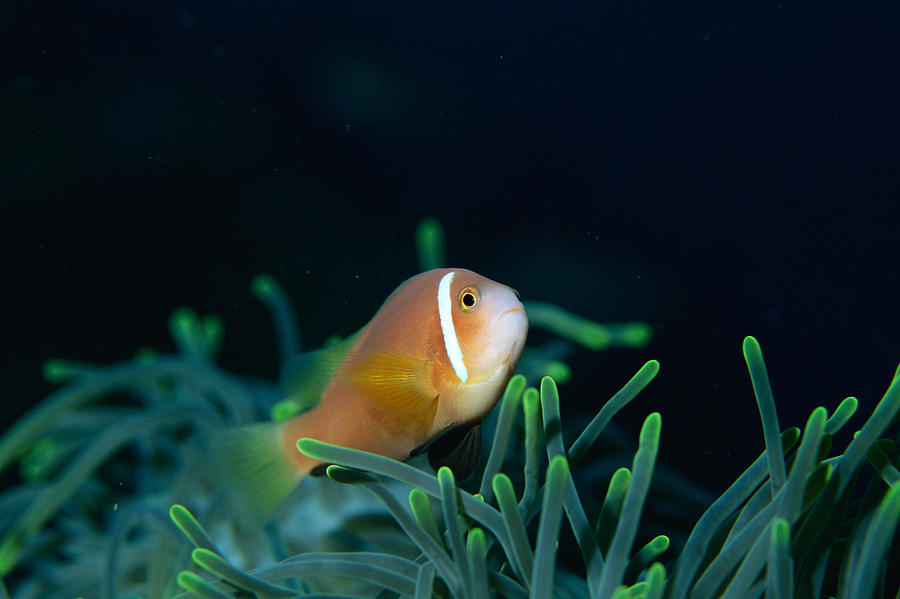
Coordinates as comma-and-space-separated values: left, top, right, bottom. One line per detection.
1, 220, 897, 598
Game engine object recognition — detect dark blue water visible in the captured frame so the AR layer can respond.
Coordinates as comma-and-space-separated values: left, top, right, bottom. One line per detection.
4, 0, 899, 498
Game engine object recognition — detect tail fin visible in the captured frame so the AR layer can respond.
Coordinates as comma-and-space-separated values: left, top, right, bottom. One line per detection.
206, 421, 303, 519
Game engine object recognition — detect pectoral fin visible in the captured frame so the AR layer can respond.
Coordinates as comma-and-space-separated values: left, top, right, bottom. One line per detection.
337, 351, 438, 417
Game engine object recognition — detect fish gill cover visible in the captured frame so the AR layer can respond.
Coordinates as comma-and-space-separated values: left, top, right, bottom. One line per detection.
0, 220, 898, 599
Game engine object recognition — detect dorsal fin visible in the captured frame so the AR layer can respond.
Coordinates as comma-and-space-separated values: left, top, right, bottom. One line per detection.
280, 333, 359, 411
337, 351, 438, 417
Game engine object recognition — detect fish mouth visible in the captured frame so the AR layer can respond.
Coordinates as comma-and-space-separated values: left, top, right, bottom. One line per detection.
499, 306, 527, 319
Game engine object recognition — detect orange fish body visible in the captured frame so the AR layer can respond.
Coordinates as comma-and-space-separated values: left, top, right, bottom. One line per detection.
280, 267, 527, 473
212, 268, 528, 515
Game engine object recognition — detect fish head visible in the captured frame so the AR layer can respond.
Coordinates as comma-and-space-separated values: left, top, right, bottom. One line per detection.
435, 268, 528, 423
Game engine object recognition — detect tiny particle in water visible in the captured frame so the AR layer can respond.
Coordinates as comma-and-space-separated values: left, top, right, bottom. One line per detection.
213, 45, 226, 57
345, 123, 352, 132
178, 9, 196, 28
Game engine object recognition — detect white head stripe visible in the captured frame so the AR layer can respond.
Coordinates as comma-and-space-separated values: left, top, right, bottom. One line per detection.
437, 271, 468, 383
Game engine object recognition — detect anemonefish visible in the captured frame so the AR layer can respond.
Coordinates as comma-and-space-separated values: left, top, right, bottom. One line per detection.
211, 268, 528, 515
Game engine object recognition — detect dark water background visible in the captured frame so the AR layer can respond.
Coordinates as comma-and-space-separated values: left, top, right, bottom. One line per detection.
3, 1, 899, 503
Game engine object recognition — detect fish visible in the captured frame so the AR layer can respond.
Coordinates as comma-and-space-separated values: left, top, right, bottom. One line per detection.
209, 268, 528, 516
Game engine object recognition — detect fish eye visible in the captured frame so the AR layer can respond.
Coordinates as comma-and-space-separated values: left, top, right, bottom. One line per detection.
457, 285, 479, 313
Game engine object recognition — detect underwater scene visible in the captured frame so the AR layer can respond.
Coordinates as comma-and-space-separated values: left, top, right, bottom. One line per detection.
3, 1, 899, 598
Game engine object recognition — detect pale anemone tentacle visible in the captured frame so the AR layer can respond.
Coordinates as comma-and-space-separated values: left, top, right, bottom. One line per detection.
437, 271, 468, 383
